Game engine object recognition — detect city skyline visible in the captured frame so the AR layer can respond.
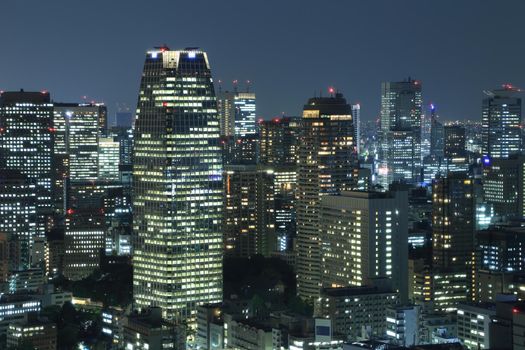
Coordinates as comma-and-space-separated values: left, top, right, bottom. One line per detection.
2, 0, 525, 122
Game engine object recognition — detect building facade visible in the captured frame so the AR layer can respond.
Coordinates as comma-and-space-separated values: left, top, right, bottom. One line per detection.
132, 47, 223, 321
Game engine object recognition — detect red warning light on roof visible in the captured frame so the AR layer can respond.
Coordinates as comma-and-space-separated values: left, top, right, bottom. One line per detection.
328, 87, 335, 94
513, 308, 520, 314
67, 209, 75, 215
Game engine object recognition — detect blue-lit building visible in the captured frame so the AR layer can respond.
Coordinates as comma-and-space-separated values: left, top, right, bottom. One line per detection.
217, 90, 256, 137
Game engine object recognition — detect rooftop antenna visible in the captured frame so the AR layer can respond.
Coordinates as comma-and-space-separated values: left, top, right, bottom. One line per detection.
217, 79, 222, 93
233, 80, 238, 93
246, 80, 251, 93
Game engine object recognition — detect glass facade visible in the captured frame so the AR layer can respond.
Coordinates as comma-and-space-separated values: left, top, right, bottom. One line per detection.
132, 48, 223, 321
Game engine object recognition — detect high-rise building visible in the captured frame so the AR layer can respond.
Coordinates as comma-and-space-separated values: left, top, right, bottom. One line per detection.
54, 103, 106, 183
223, 165, 275, 257
0, 170, 37, 270
296, 92, 358, 300
0, 91, 54, 236
444, 125, 466, 158
379, 78, 422, 186
258, 116, 300, 252
63, 208, 105, 281
431, 173, 475, 310
258, 117, 300, 166
477, 225, 525, 273
432, 173, 475, 271
319, 190, 409, 302
352, 104, 361, 155
429, 104, 444, 158
98, 136, 120, 182
482, 155, 525, 221
217, 90, 256, 137
482, 85, 522, 160
132, 47, 223, 321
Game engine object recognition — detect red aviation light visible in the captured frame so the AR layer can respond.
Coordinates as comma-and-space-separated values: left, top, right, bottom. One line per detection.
66, 209, 75, 215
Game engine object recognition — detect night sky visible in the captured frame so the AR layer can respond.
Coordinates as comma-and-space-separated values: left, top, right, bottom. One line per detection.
2, 0, 524, 123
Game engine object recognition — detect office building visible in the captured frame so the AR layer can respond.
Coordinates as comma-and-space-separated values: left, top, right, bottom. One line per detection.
223, 165, 275, 257
482, 85, 522, 159
122, 307, 186, 350
0, 90, 54, 236
482, 155, 525, 221
352, 104, 361, 156
379, 78, 422, 186
296, 92, 358, 300
7, 268, 45, 293
63, 208, 105, 280
196, 304, 224, 350
315, 280, 399, 341
0, 170, 37, 269
132, 47, 223, 321
54, 103, 106, 182
429, 104, 444, 158
456, 303, 495, 350
98, 136, 120, 181
0, 295, 41, 335
6, 315, 57, 350
217, 90, 256, 137
385, 305, 421, 347
477, 225, 525, 272
443, 125, 466, 158
258, 116, 300, 166
431, 173, 475, 310
319, 190, 409, 302
432, 173, 475, 270
220, 134, 258, 165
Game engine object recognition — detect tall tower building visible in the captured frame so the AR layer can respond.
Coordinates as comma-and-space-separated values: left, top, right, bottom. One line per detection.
379, 78, 422, 186
431, 173, 475, 310
296, 92, 358, 300
223, 165, 275, 257
258, 117, 300, 251
132, 47, 223, 321
320, 190, 409, 302
0, 91, 54, 236
429, 104, 444, 158
482, 85, 522, 159
352, 104, 361, 155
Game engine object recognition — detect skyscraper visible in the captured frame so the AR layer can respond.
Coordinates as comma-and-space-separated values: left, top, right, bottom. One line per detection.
132, 47, 223, 321
98, 136, 120, 182
217, 90, 256, 137
482, 85, 522, 159
429, 104, 444, 158
0, 91, 54, 236
352, 104, 361, 155
296, 92, 358, 300
258, 117, 300, 166
54, 103, 106, 182
379, 78, 422, 186
431, 173, 475, 310
223, 165, 275, 257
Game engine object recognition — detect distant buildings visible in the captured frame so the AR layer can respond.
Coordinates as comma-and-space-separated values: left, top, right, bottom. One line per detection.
482, 85, 522, 160
379, 78, 422, 186
217, 90, 256, 137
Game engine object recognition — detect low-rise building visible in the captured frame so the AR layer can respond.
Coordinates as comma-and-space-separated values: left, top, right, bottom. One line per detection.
6, 314, 57, 350
122, 307, 185, 350
315, 280, 399, 341
385, 305, 420, 347
456, 303, 495, 350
